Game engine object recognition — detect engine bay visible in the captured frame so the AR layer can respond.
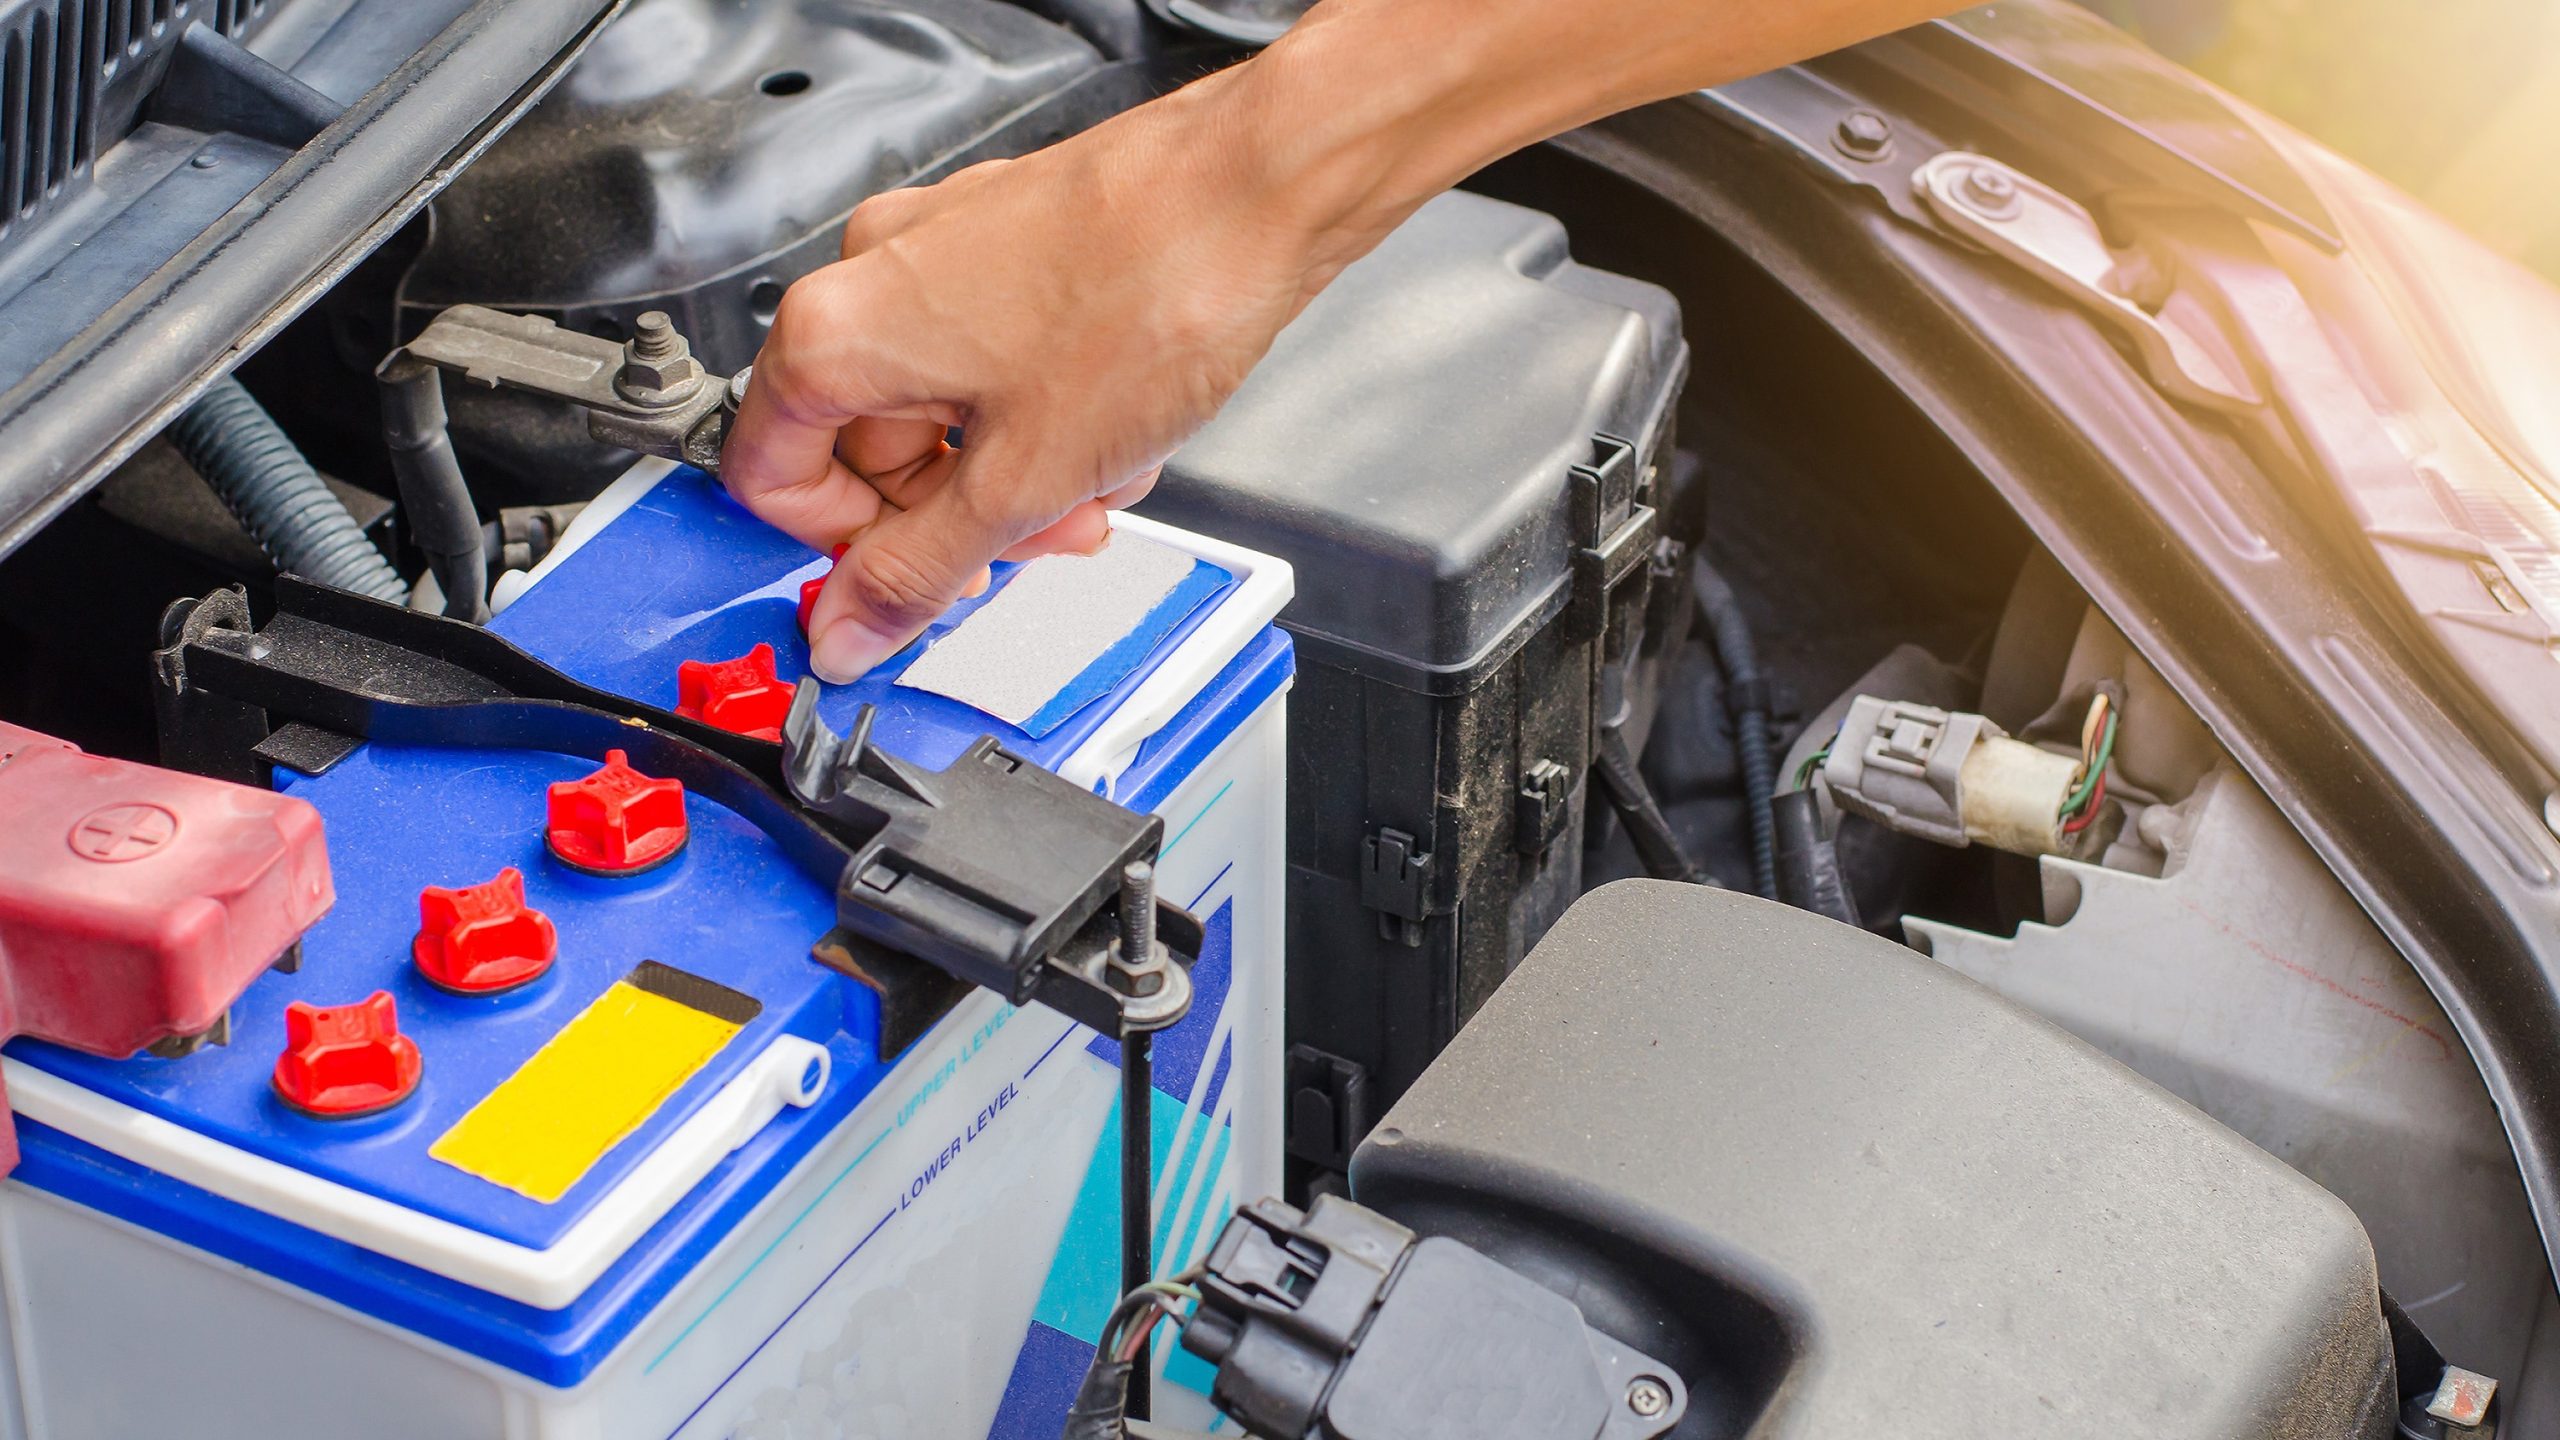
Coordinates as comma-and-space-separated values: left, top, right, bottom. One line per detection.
0, 0, 2545, 1435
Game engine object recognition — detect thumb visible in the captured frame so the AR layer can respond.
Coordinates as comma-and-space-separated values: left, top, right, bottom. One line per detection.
806, 474, 1018, 684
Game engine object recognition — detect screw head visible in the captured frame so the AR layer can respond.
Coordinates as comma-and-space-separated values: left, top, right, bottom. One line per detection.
188, 151, 219, 170
1959, 166, 2022, 217
1627, 1377, 1671, 1418
1834, 110, 1893, 160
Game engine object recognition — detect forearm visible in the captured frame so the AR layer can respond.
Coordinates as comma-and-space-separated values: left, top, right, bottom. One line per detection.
733, 0, 1957, 679
1189, 0, 1955, 278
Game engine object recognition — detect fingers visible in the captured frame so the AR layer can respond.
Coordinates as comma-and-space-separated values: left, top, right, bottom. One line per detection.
835, 415, 949, 482
720, 279, 886, 539
989, 464, 1163, 562
807, 467, 1024, 683
997, 500, 1110, 563
1102, 463, 1163, 510
731, 452, 892, 550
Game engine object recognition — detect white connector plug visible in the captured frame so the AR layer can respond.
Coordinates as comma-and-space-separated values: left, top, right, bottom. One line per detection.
1821, 696, 2087, 858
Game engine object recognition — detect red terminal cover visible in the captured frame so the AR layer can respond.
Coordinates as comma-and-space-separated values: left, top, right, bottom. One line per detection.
545, 749, 688, 875
271, 992, 422, 1118
412, 867, 557, 995
0, 721, 333, 1170
676, 642, 796, 742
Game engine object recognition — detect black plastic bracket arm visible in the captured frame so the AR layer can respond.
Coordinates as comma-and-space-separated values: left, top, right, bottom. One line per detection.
149, 577, 1198, 1054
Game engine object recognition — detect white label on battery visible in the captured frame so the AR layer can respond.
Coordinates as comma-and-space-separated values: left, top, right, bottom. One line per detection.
895, 531, 1196, 731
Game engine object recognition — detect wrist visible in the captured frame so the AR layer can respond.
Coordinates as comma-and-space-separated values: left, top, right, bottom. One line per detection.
1212, 13, 1520, 269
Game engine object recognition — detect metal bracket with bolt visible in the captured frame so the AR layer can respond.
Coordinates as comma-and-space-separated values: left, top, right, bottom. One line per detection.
1911, 150, 2260, 414
374, 306, 749, 620
389, 305, 746, 476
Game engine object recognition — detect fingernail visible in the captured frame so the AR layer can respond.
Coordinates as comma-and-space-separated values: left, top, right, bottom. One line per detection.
811, 617, 894, 685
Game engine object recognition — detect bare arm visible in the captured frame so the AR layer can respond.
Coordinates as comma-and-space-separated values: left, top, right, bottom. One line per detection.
723, 0, 1953, 682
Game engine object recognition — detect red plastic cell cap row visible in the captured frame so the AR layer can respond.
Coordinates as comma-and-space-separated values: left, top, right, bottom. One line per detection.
271, 635, 815, 1119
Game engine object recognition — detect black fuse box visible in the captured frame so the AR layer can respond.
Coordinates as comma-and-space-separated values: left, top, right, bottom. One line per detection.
1141, 190, 1691, 1183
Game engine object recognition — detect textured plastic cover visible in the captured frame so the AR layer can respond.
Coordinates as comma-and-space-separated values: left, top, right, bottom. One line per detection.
1352, 881, 2396, 1440
1141, 189, 1685, 681
0, 721, 331, 1058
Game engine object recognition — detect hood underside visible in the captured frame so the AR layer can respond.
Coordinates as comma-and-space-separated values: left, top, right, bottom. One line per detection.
0, 0, 621, 558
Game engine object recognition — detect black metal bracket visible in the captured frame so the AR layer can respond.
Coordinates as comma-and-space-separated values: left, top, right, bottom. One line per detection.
149, 577, 1198, 1054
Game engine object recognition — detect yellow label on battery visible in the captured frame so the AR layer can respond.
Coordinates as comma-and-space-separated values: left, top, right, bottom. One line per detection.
430, 962, 758, 1203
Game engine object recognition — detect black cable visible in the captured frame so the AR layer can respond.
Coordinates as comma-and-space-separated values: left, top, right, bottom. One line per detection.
1595, 726, 1701, 884
1693, 557, 1777, 899
375, 355, 489, 622
1122, 1029, 1154, 1421
1771, 787, 1861, 926
1061, 1353, 1135, 1440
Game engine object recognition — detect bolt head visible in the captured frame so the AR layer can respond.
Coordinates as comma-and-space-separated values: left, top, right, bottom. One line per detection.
1834, 110, 1893, 159
1627, 1378, 1671, 1418
1959, 166, 2022, 217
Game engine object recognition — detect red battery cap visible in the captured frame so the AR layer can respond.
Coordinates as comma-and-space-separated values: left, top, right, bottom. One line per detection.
412, 867, 557, 994
272, 992, 422, 1119
545, 749, 688, 875
797, 545, 850, 635
678, 642, 796, 742
0, 720, 333, 1171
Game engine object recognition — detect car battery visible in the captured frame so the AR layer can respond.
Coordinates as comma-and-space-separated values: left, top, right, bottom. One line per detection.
1138, 189, 1690, 1176
0, 461, 1292, 1439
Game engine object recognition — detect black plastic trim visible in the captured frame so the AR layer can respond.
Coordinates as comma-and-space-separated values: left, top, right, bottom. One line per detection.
0, 0, 624, 558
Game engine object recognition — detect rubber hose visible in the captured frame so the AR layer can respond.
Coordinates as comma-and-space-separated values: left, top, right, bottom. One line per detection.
168, 377, 408, 604
1694, 557, 1777, 900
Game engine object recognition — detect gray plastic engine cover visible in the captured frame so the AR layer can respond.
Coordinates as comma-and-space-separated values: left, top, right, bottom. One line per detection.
1349, 880, 2395, 1440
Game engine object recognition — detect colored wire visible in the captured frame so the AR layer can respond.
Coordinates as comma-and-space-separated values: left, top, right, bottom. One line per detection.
1110, 1283, 1200, 1364
1116, 1297, 1183, 1363
1794, 739, 1835, 792
1104, 1281, 1200, 1362
2062, 772, 2109, 835
2060, 699, 2118, 820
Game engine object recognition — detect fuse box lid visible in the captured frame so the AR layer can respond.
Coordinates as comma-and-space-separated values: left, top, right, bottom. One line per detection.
1140, 189, 1687, 686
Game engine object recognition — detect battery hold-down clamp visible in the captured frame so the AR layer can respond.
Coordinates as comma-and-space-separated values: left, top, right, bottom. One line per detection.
152, 575, 1198, 1056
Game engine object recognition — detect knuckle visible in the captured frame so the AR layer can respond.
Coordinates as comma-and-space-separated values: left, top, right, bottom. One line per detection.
838, 191, 913, 258
764, 273, 834, 348
839, 543, 950, 630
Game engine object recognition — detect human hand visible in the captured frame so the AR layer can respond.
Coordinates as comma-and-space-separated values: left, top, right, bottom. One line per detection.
719, 73, 1336, 682
722, 0, 1955, 683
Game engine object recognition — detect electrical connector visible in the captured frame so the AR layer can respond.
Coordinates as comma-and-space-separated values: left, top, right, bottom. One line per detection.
1820, 696, 2091, 858
1183, 1196, 1687, 1440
